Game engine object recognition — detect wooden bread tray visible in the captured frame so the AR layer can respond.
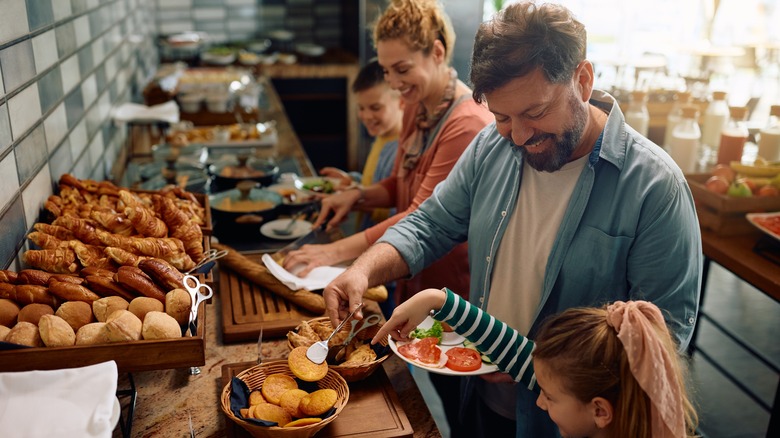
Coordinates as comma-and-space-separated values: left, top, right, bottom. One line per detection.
219, 252, 324, 343
222, 361, 413, 438
0, 302, 206, 373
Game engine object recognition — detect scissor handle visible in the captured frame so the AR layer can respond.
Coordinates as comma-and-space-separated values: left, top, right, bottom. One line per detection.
183, 275, 213, 302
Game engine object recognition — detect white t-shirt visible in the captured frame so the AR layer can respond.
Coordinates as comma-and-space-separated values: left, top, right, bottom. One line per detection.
479, 153, 589, 419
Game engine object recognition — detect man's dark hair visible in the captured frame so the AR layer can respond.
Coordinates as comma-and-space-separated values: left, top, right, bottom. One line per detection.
470, 2, 587, 103
352, 59, 387, 93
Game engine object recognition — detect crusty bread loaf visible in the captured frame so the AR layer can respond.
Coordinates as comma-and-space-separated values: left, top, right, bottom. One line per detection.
141, 311, 181, 340
92, 296, 130, 322
128, 297, 164, 322
165, 288, 191, 325
18, 303, 55, 325
0, 270, 19, 284
39, 314, 76, 347
6, 321, 43, 347
18, 269, 53, 286
55, 300, 94, 331
0, 284, 59, 308
138, 258, 185, 291
49, 280, 101, 302
104, 310, 142, 342
115, 266, 166, 302
0, 298, 20, 327
76, 322, 109, 345
85, 275, 137, 301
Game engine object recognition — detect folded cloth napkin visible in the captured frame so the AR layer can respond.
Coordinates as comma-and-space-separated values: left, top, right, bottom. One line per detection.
0, 361, 119, 438
112, 101, 180, 124
261, 254, 346, 291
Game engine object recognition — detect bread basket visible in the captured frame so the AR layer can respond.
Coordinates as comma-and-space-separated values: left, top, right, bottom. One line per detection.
220, 360, 349, 438
287, 316, 391, 383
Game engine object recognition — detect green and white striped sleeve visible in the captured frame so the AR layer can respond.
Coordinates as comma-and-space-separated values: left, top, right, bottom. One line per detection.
433, 288, 538, 391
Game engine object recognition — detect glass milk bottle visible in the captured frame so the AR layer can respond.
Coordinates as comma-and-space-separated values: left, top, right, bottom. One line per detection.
664, 91, 693, 148
716, 106, 749, 165
624, 90, 650, 137
701, 91, 729, 158
757, 105, 780, 162
668, 105, 701, 173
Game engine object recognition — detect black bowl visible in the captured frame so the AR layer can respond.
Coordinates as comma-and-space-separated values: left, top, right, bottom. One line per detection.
208, 155, 279, 191
208, 181, 284, 240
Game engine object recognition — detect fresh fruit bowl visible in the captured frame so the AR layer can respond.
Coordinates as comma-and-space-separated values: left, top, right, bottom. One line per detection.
686, 174, 780, 214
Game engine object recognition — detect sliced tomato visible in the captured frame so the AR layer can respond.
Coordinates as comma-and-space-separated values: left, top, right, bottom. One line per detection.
441, 322, 454, 333
445, 347, 482, 372
398, 337, 442, 366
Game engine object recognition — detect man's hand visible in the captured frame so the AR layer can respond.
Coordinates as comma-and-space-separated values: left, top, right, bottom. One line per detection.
323, 268, 369, 327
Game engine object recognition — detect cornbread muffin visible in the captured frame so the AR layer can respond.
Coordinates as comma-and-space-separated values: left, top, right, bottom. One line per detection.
288, 346, 328, 382
278, 388, 309, 418
260, 374, 298, 405
299, 389, 337, 417
252, 403, 291, 426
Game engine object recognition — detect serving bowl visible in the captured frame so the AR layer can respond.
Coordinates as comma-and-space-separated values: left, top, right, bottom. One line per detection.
209, 155, 280, 191
209, 181, 283, 239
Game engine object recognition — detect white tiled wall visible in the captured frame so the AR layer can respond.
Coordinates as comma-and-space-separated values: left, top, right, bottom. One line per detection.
0, 0, 158, 268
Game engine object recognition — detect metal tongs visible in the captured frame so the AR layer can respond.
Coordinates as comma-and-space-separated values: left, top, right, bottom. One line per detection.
183, 274, 213, 337
186, 248, 228, 275
306, 303, 364, 364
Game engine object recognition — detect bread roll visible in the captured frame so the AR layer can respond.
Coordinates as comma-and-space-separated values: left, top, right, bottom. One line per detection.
0, 298, 20, 326
128, 297, 164, 322
6, 321, 43, 347
0, 325, 11, 341
76, 322, 109, 345
55, 301, 94, 331
39, 314, 76, 347
18, 303, 55, 325
142, 311, 181, 340
165, 288, 191, 325
92, 296, 130, 322
104, 310, 142, 342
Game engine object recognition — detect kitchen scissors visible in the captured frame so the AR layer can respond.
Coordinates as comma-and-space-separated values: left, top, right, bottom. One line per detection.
183, 274, 213, 336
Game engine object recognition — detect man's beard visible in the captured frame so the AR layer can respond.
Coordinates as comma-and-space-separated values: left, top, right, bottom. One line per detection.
519, 94, 588, 172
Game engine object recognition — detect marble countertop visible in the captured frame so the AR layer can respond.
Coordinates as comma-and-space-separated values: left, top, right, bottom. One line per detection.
112, 293, 441, 437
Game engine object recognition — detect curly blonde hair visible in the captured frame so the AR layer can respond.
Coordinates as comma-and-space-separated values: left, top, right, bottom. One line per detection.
373, 0, 455, 64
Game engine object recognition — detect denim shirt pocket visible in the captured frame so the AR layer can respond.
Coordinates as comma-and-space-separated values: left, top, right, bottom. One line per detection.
564, 225, 633, 295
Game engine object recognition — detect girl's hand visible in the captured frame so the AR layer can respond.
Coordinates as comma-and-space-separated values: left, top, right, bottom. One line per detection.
283, 243, 344, 277
371, 288, 447, 344
311, 189, 362, 231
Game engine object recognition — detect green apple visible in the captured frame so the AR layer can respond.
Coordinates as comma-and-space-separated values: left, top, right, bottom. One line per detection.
727, 181, 753, 197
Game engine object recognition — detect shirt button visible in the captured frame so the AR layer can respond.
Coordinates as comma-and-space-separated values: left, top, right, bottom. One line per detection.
486, 256, 491, 262
479, 297, 485, 304
501, 211, 507, 216
688, 317, 695, 324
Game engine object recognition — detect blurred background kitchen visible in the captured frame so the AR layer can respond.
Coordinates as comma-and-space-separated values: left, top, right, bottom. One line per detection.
0, 1, 779, 437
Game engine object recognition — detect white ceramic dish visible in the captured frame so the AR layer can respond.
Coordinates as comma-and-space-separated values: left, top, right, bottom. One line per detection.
260, 218, 313, 240
294, 176, 346, 195
746, 212, 780, 242
388, 316, 499, 376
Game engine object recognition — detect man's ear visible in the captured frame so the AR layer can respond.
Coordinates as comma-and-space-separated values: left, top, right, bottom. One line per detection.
574, 60, 595, 102
591, 396, 613, 429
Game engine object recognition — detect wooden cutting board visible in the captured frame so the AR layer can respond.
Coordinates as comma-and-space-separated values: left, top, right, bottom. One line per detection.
219, 253, 324, 343
222, 361, 414, 438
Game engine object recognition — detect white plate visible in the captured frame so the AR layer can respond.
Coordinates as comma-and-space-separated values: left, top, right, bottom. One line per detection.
260, 218, 313, 240
746, 212, 780, 242
294, 176, 346, 195
388, 316, 499, 376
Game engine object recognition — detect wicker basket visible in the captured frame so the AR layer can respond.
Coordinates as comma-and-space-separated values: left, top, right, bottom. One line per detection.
287, 316, 391, 383
220, 360, 350, 438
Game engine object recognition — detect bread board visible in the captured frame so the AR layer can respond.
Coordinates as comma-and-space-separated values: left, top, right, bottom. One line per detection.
221, 361, 413, 438
0, 302, 206, 373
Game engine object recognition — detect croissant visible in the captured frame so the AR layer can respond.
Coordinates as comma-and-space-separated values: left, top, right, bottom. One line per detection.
34, 223, 76, 241
69, 240, 116, 270
44, 196, 63, 218
98, 194, 118, 210
130, 238, 195, 271
118, 190, 142, 210
60, 185, 86, 205
23, 248, 79, 274
125, 205, 168, 238
59, 173, 88, 191
96, 229, 136, 252
52, 216, 102, 245
104, 246, 151, 267
161, 197, 204, 261
27, 231, 64, 249
90, 208, 134, 236
97, 181, 120, 197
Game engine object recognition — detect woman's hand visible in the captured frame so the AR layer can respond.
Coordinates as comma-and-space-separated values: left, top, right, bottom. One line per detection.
371, 288, 446, 344
318, 167, 354, 187
311, 189, 362, 231
282, 242, 345, 277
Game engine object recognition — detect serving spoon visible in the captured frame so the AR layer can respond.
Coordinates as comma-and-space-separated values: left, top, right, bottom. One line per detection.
306, 303, 364, 364
272, 210, 306, 236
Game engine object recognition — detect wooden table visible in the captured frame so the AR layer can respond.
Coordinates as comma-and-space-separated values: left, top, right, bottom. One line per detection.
691, 229, 780, 437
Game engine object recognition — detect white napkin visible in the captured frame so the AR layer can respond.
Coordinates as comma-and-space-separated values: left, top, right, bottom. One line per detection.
111, 101, 180, 124
0, 361, 119, 438
261, 254, 346, 291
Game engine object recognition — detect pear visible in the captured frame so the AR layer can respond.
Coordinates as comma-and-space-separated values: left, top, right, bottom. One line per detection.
727, 181, 753, 197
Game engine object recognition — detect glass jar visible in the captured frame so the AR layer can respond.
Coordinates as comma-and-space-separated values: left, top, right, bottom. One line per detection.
716, 106, 749, 165
701, 91, 729, 158
668, 105, 701, 173
664, 91, 693, 148
757, 105, 780, 162
624, 90, 650, 137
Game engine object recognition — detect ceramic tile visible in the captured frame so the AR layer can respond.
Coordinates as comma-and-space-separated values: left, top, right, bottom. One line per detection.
43, 102, 68, 153
73, 15, 91, 49
0, 0, 29, 45
21, 163, 52, 229
226, 0, 255, 6
69, 143, 91, 179
0, 150, 20, 208
87, 130, 103, 168
32, 30, 59, 73
0, 40, 36, 94
0, 67, 4, 97
48, 138, 73, 183
0, 196, 26, 270
0, 102, 10, 156
226, 19, 255, 32
159, 21, 195, 34
193, 7, 226, 20
26, 0, 55, 31
91, 38, 105, 65
37, 66, 63, 114
84, 103, 100, 138
94, 64, 106, 94
14, 124, 48, 187
158, 0, 193, 9
68, 119, 87, 158
227, 6, 256, 18
104, 52, 117, 80
63, 87, 84, 129
71, 0, 88, 14
7, 83, 41, 141
60, 54, 81, 95
52, 0, 72, 21
55, 21, 77, 58
77, 46, 94, 79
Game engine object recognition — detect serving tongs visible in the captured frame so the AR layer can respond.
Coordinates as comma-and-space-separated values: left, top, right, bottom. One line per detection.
306, 303, 364, 364
182, 274, 213, 375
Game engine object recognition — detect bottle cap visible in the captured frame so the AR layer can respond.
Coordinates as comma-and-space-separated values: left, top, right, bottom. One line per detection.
712, 91, 727, 101
681, 105, 699, 118
729, 106, 748, 119
770, 105, 780, 117
630, 90, 648, 101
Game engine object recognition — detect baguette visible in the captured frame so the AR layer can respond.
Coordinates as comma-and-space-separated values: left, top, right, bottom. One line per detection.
49, 280, 101, 302
80, 266, 117, 278
85, 275, 137, 301
114, 266, 166, 302
48, 274, 86, 286
212, 243, 326, 314
138, 258, 185, 291
18, 269, 54, 286
0, 270, 19, 284
0, 283, 59, 308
